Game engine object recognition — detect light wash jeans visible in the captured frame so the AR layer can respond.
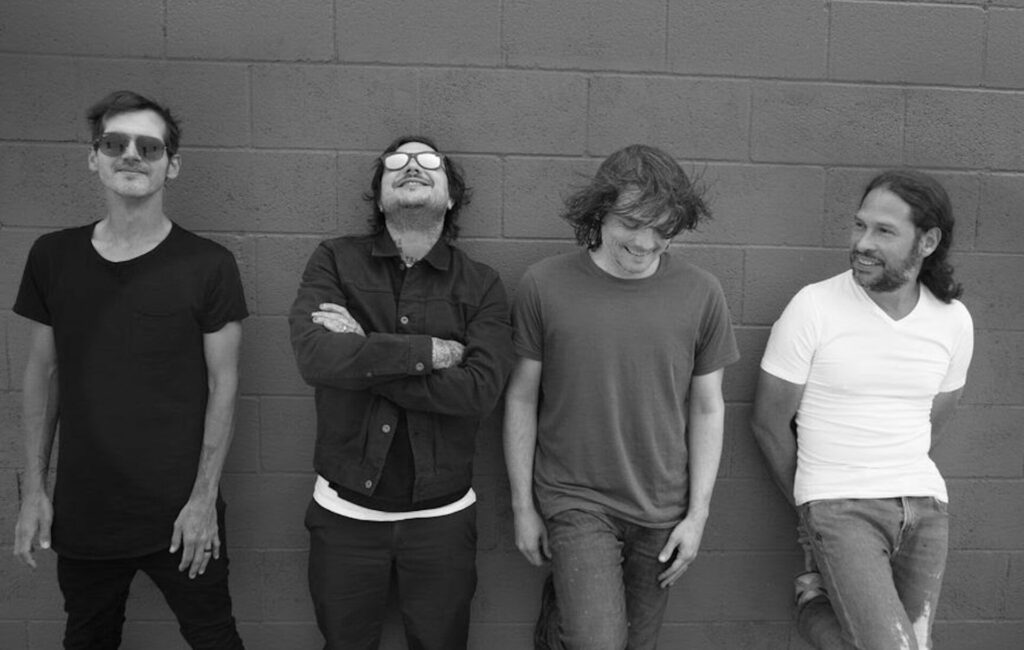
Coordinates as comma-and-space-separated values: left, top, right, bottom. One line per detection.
797, 497, 949, 650
546, 509, 674, 650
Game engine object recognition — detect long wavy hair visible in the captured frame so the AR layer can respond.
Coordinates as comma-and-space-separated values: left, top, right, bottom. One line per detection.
363, 135, 470, 241
562, 144, 710, 250
861, 170, 962, 302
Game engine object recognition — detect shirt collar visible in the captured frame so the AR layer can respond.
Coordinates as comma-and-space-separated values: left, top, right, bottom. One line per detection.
371, 228, 451, 271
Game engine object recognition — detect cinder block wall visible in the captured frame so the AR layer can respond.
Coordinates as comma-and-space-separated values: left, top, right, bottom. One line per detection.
2, 1, 1022, 648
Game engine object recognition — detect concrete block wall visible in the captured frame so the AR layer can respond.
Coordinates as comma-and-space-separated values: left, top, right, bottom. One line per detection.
2, 1, 1022, 648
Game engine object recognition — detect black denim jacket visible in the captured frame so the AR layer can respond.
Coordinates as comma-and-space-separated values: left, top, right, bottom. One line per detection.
289, 231, 515, 502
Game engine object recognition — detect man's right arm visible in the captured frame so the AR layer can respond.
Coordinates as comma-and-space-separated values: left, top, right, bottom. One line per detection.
289, 243, 434, 391
503, 357, 549, 566
750, 370, 805, 508
13, 322, 59, 568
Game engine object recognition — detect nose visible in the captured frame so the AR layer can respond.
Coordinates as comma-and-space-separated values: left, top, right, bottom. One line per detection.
121, 139, 142, 161
632, 227, 658, 249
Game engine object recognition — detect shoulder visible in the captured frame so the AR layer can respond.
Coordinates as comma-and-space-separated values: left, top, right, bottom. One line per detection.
524, 250, 582, 279
31, 224, 92, 252
662, 256, 724, 290
450, 244, 502, 282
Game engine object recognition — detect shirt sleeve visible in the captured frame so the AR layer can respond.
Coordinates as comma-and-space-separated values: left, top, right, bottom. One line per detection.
938, 302, 974, 392
693, 276, 740, 375
289, 241, 434, 390
13, 236, 53, 326
511, 268, 544, 361
760, 286, 819, 385
369, 271, 516, 418
200, 247, 249, 332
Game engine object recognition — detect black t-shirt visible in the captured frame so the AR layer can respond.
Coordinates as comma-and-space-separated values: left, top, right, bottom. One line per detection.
14, 222, 248, 559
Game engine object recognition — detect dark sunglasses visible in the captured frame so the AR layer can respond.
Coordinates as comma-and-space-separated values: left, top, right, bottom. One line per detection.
93, 132, 167, 162
381, 151, 444, 171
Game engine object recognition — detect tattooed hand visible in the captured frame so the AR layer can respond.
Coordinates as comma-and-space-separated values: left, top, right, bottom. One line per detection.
431, 338, 465, 369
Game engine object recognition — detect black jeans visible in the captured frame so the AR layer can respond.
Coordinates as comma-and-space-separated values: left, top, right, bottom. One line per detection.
305, 500, 477, 650
57, 545, 244, 649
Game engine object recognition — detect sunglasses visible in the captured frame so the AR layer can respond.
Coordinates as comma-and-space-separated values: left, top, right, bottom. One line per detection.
381, 151, 444, 171
93, 132, 168, 162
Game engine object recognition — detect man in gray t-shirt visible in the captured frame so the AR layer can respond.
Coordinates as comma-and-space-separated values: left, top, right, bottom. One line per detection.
504, 144, 739, 650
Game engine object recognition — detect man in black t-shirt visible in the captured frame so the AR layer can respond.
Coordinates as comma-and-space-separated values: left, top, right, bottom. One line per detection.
289, 136, 514, 649
12, 90, 247, 649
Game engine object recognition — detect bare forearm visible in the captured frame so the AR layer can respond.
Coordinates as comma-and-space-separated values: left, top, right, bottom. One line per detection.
686, 410, 724, 522
750, 420, 798, 507
504, 400, 539, 513
21, 353, 59, 495
190, 377, 237, 502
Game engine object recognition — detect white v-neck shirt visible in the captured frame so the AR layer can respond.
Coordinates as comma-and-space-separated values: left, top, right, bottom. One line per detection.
761, 271, 974, 505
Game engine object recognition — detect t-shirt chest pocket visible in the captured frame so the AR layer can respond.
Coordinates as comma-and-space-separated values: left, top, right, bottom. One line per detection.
130, 307, 195, 358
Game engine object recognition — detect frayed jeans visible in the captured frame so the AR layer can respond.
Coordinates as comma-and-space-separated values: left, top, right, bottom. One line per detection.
797, 497, 949, 650
546, 509, 674, 650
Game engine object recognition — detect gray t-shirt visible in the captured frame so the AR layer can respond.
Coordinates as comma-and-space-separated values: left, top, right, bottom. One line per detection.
513, 250, 739, 526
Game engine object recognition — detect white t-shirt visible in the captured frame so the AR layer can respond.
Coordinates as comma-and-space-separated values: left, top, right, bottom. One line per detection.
761, 271, 974, 505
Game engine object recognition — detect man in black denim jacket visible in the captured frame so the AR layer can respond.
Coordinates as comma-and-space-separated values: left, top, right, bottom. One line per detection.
289, 135, 514, 650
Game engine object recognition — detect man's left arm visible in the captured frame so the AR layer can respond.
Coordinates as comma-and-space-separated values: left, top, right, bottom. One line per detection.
170, 321, 242, 579
930, 388, 963, 451
369, 275, 515, 418
657, 368, 726, 589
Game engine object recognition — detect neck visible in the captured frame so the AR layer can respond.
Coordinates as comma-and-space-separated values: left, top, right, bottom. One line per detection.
863, 280, 921, 320
386, 211, 445, 266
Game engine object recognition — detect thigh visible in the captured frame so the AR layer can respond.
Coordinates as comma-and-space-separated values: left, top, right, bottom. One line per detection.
142, 543, 244, 650
394, 505, 477, 650
57, 555, 136, 650
801, 498, 917, 650
305, 500, 393, 650
546, 509, 628, 650
621, 525, 673, 650
892, 497, 949, 649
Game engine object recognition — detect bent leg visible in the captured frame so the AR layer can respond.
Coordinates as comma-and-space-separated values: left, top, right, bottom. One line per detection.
547, 509, 628, 650
57, 555, 136, 650
802, 498, 917, 650
394, 505, 477, 650
305, 500, 392, 650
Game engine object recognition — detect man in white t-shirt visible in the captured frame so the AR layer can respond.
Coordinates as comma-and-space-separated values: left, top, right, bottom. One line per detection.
751, 170, 973, 649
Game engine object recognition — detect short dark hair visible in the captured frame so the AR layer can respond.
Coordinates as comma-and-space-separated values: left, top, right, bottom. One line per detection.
86, 90, 181, 157
562, 144, 711, 250
363, 135, 470, 241
861, 169, 962, 303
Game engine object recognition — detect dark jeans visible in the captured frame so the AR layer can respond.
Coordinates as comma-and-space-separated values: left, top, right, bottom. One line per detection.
305, 500, 477, 650
56, 545, 243, 649
546, 509, 674, 650
797, 497, 949, 650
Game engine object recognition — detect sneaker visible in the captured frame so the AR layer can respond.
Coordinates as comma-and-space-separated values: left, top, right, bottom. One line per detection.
794, 571, 829, 609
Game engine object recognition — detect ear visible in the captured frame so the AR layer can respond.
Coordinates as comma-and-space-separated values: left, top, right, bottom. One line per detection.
918, 226, 941, 257
88, 148, 99, 172
165, 153, 181, 180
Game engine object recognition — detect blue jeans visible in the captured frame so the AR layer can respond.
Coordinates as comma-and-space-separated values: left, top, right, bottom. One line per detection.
305, 500, 477, 650
797, 497, 949, 650
546, 509, 673, 650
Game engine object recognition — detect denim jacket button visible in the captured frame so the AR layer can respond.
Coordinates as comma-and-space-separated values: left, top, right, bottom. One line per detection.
400, 315, 410, 325
382, 424, 392, 434
364, 480, 372, 489
415, 362, 425, 372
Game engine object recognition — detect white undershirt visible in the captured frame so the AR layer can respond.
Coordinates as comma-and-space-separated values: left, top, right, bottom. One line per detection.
312, 475, 476, 522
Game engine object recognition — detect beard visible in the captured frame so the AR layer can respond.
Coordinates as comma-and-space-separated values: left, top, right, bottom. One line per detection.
850, 244, 923, 293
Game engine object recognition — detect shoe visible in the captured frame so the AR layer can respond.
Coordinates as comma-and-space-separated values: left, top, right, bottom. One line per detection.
794, 571, 829, 609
